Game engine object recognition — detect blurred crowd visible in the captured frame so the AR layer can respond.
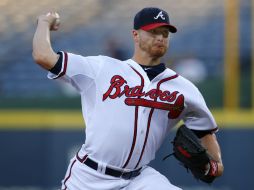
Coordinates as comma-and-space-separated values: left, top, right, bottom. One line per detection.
0, 0, 251, 108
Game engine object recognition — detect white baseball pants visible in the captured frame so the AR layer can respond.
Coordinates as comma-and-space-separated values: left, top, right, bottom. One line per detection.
61, 157, 182, 190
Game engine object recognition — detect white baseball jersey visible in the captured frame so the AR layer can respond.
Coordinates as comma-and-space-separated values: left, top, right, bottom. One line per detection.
48, 51, 217, 171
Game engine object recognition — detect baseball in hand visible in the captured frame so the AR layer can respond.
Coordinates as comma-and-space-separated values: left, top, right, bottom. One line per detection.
46, 12, 60, 31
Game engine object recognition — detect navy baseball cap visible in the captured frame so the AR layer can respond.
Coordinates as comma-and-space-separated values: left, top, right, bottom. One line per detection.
134, 7, 177, 33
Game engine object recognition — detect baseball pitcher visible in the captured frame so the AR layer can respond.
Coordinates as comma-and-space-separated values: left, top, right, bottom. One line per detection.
32, 7, 224, 190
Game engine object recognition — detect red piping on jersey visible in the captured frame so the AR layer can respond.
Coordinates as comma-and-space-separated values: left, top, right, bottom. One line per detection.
63, 159, 76, 190
134, 74, 179, 168
122, 66, 144, 168
122, 105, 139, 168
76, 152, 88, 163
157, 74, 179, 86
134, 107, 154, 168
210, 127, 219, 133
55, 51, 68, 79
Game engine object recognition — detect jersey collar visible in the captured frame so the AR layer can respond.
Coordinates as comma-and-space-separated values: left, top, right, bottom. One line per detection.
127, 59, 177, 81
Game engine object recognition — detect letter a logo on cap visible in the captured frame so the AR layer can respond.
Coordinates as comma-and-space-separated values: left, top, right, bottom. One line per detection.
154, 11, 165, 20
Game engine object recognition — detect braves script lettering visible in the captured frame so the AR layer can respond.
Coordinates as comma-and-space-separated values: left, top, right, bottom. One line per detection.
103, 75, 184, 119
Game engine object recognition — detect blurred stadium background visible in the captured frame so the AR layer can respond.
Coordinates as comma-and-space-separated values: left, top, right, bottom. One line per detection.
0, 0, 254, 189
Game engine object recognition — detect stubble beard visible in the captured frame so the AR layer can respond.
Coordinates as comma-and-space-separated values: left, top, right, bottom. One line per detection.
139, 41, 168, 59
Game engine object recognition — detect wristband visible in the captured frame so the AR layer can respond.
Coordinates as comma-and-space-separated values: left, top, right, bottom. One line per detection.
208, 160, 218, 176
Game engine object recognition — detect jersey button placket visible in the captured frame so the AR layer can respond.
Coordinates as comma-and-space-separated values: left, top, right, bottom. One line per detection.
139, 109, 147, 136
134, 116, 146, 159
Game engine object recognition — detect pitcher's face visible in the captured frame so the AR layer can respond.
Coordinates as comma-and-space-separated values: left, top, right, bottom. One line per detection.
136, 26, 170, 58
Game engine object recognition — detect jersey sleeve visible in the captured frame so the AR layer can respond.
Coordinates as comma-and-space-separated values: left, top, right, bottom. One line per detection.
47, 51, 104, 92
183, 86, 218, 132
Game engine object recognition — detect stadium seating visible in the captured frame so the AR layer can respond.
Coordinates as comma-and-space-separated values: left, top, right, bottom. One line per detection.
0, 0, 248, 98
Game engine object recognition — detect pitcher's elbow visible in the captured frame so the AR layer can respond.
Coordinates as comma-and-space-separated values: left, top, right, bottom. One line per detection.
32, 51, 52, 70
